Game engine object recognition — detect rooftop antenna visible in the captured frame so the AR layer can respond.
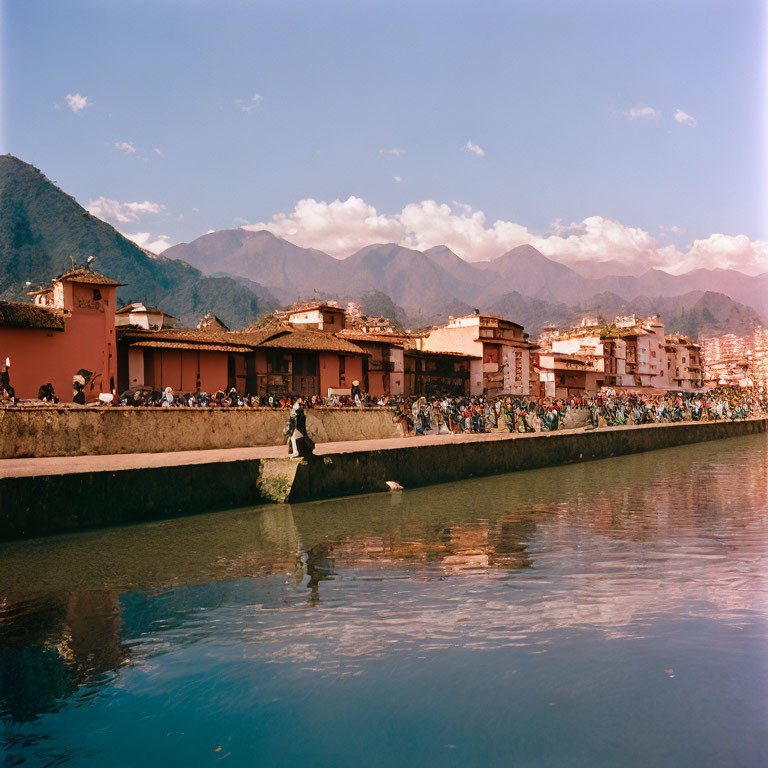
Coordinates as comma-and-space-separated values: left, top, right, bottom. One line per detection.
69, 254, 75, 271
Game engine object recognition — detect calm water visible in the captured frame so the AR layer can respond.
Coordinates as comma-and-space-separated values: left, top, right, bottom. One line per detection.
1, 435, 767, 767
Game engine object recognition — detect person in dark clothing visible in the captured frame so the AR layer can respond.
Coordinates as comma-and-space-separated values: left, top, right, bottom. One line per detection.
286, 399, 314, 458
72, 375, 86, 405
37, 383, 58, 403
0, 357, 10, 394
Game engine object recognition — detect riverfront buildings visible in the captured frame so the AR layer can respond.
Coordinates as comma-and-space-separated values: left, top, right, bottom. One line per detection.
415, 313, 537, 397
2, 265, 739, 403
536, 314, 704, 398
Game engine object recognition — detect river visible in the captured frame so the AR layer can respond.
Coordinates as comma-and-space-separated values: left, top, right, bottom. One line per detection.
1, 434, 767, 767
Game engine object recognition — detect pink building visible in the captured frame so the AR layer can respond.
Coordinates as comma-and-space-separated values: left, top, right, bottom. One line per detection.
0, 268, 120, 402
417, 313, 536, 397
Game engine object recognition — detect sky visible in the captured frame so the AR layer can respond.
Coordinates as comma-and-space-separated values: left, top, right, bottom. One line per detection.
3, 0, 767, 273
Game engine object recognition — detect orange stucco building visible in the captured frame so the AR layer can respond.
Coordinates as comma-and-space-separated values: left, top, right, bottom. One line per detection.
0, 269, 120, 402
116, 325, 366, 398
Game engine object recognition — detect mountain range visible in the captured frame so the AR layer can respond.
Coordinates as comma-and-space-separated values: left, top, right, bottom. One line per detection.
165, 228, 768, 337
2, 154, 765, 340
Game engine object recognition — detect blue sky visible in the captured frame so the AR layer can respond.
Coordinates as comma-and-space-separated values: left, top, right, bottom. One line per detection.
3, 0, 766, 272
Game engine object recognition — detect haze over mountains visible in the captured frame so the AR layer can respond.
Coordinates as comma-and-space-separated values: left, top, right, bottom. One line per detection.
1, 154, 765, 339
165, 227, 768, 337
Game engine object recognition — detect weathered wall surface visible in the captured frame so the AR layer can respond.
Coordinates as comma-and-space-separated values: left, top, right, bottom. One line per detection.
285, 419, 768, 503
1, 418, 765, 540
0, 407, 401, 458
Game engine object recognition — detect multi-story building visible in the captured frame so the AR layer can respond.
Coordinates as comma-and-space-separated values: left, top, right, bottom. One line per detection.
417, 312, 536, 396
544, 315, 704, 394
664, 334, 703, 391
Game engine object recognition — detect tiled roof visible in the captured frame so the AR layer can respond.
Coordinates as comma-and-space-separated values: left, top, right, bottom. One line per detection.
118, 327, 235, 344
130, 340, 252, 353
117, 326, 290, 349
338, 331, 408, 346
56, 268, 125, 286
0, 301, 64, 330
259, 329, 365, 354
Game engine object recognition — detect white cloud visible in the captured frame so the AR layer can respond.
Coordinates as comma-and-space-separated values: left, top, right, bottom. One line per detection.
627, 105, 660, 120
114, 141, 136, 155
674, 108, 697, 127
88, 197, 167, 224
65, 93, 89, 113
153, 147, 163, 156
238, 93, 263, 112
394, 176, 402, 183
380, 148, 404, 158
244, 197, 405, 257
675, 234, 768, 274
464, 139, 485, 157
242, 196, 768, 274
123, 232, 173, 254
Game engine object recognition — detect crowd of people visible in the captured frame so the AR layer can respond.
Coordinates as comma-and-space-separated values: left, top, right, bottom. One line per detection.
1, 353, 766, 436
387, 388, 768, 436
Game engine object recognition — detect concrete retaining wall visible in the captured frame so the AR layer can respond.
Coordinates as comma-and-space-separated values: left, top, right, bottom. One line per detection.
0, 406, 401, 459
1, 418, 764, 540
284, 418, 767, 502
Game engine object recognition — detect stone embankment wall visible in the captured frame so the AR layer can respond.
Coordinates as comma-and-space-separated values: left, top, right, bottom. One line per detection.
0, 407, 401, 459
1, 418, 765, 540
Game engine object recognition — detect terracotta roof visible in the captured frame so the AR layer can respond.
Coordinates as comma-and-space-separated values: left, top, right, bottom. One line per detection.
56, 268, 124, 286
130, 340, 252, 353
338, 330, 408, 346
231, 329, 290, 347
26, 287, 53, 297
117, 326, 290, 349
0, 301, 64, 330
259, 329, 365, 354
118, 327, 235, 344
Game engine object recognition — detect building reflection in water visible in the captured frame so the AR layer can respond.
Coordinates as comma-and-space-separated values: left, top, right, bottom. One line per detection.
0, 434, 765, 730
0, 591, 125, 722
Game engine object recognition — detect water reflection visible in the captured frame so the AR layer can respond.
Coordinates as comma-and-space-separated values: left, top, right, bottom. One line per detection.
1, 434, 767, 765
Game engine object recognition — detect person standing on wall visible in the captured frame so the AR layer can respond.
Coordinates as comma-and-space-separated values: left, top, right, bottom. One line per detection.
1, 356, 10, 393
351, 379, 362, 407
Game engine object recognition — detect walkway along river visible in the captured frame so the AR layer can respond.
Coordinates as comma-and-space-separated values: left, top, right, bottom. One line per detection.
1, 433, 767, 766
0, 417, 766, 539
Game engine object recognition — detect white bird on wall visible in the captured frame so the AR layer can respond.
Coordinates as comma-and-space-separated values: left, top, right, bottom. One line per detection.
386, 481, 403, 491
